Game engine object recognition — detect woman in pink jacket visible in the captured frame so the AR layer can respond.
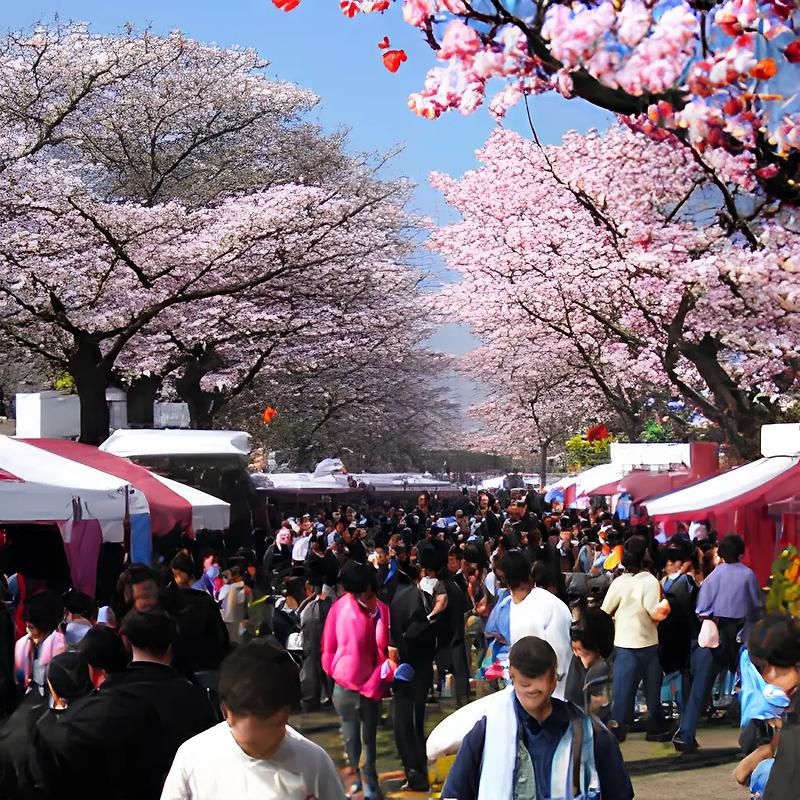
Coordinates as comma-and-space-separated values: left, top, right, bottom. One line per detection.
322, 560, 390, 800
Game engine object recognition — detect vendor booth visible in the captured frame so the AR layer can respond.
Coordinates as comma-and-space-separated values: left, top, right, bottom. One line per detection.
550, 442, 720, 509
0, 436, 229, 595
645, 425, 800, 583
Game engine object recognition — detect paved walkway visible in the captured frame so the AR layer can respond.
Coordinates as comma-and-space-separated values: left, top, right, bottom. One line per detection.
633, 763, 748, 800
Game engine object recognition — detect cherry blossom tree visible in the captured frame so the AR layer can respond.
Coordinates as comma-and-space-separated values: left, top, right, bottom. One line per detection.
433, 123, 799, 458
217, 321, 457, 471
275, 0, 800, 206
0, 24, 427, 445
455, 338, 616, 481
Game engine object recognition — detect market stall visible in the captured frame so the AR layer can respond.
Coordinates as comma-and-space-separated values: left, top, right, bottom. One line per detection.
0, 436, 230, 593
645, 426, 800, 582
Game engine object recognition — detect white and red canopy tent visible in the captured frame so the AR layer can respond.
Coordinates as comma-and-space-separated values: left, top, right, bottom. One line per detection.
0, 436, 148, 534
644, 425, 800, 583
0, 436, 229, 594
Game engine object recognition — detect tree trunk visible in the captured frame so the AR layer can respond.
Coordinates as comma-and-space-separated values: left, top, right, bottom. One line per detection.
126, 376, 161, 428
679, 335, 761, 459
175, 351, 225, 430
68, 339, 110, 445
538, 436, 553, 488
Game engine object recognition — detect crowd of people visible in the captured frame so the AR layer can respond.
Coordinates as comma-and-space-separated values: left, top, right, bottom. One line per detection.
0, 486, 796, 799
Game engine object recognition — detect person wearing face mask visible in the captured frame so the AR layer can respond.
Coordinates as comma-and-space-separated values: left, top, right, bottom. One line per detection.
733, 615, 800, 798
321, 561, 391, 800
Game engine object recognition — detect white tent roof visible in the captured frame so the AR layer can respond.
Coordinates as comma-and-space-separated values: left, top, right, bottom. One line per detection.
610, 442, 692, 467
251, 470, 459, 495
100, 429, 250, 457
560, 462, 628, 498
0, 436, 148, 541
645, 456, 800, 518
150, 473, 230, 531
252, 472, 352, 494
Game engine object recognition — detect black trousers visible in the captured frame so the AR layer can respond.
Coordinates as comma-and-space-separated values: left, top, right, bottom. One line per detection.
437, 640, 472, 703
393, 660, 434, 785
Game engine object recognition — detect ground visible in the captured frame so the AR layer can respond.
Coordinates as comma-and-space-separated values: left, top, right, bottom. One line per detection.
633, 764, 748, 800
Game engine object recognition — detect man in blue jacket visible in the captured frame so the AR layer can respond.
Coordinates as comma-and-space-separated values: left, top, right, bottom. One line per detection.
442, 636, 633, 800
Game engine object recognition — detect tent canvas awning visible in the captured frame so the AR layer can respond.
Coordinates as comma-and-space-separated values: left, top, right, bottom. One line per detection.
644, 456, 800, 521
151, 473, 231, 531
19, 438, 229, 536
0, 436, 148, 540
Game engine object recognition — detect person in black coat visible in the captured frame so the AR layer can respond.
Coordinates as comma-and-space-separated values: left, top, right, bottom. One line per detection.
476, 492, 502, 542
164, 556, 230, 679
389, 565, 440, 793
261, 528, 294, 591
0, 651, 93, 800
526, 525, 567, 604
0, 581, 16, 722
36, 609, 215, 800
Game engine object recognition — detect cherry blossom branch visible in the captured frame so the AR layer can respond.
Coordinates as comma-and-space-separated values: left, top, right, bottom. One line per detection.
686, 145, 761, 249
523, 95, 624, 254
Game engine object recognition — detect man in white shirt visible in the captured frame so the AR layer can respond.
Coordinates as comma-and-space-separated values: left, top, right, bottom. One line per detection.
501, 551, 573, 699
161, 639, 346, 800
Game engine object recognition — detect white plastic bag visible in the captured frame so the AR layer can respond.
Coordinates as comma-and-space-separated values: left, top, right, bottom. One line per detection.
698, 618, 720, 649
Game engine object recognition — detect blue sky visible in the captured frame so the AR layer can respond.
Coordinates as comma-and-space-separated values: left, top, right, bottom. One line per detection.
3, 1, 612, 404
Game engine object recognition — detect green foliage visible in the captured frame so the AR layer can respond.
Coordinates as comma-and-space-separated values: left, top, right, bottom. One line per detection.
54, 373, 75, 393
565, 433, 612, 471
641, 418, 672, 443
766, 546, 800, 617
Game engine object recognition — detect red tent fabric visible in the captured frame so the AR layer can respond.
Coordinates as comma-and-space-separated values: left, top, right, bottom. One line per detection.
648, 460, 800, 583
589, 469, 699, 502
589, 443, 720, 503
21, 439, 193, 537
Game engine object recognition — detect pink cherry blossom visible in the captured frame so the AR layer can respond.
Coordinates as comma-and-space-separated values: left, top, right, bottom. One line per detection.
429, 124, 799, 457
289, 0, 800, 203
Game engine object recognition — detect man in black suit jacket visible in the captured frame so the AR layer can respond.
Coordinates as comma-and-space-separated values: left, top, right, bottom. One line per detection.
389, 566, 440, 793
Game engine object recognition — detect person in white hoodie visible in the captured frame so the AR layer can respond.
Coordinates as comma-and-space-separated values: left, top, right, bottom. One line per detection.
161, 639, 345, 800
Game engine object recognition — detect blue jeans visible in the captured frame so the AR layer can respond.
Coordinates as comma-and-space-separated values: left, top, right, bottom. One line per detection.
611, 645, 666, 732
332, 684, 380, 797
676, 641, 721, 743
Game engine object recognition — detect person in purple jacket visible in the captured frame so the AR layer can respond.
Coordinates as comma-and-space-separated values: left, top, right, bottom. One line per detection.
673, 533, 763, 753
